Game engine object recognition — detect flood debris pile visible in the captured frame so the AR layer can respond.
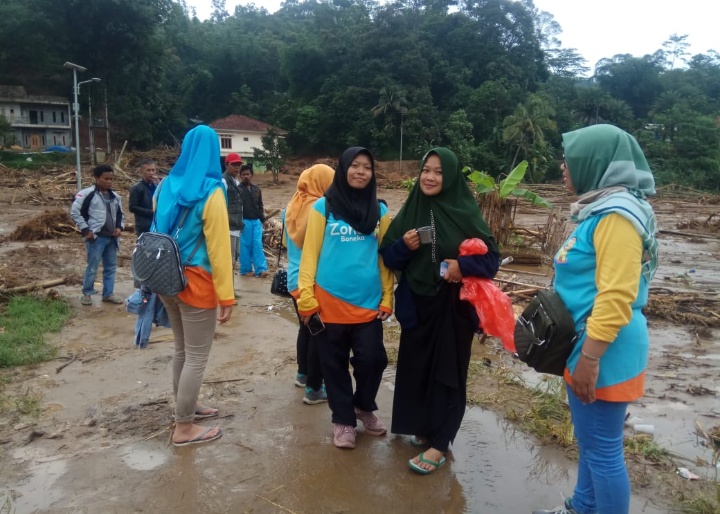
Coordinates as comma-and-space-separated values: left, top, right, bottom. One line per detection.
262, 215, 284, 268
695, 421, 720, 467
644, 289, 720, 327
0, 166, 80, 206
676, 213, 720, 233
0, 245, 80, 292
10, 209, 77, 241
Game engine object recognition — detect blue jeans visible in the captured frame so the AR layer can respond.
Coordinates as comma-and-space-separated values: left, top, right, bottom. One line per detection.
239, 218, 267, 275
567, 386, 630, 514
82, 236, 118, 297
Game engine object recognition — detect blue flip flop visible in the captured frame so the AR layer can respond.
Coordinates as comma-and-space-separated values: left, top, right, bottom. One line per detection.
408, 452, 446, 475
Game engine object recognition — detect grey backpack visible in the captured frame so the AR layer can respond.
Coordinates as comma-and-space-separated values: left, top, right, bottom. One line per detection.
131, 182, 204, 296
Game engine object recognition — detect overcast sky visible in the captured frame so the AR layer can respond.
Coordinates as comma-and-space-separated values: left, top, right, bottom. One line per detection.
186, 0, 718, 71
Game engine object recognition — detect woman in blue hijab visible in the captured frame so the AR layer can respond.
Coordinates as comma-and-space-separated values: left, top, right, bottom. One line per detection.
154, 125, 235, 447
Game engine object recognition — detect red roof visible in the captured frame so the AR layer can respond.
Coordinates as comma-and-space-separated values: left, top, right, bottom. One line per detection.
209, 114, 287, 135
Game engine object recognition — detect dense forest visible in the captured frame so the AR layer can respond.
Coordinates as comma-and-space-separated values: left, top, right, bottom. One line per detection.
1, 0, 719, 189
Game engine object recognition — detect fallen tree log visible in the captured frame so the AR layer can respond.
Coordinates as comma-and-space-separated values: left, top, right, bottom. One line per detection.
0, 277, 69, 295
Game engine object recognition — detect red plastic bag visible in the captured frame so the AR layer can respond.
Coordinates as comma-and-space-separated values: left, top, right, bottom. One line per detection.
458, 239, 516, 352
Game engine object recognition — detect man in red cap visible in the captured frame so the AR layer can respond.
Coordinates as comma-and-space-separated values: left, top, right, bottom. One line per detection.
222, 153, 245, 274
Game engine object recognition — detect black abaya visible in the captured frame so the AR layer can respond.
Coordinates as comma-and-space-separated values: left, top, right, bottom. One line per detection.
390, 282, 476, 452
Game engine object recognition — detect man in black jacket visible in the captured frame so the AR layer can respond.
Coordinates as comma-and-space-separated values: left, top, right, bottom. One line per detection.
222, 153, 244, 270
128, 159, 158, 235
239, 164, 268, 277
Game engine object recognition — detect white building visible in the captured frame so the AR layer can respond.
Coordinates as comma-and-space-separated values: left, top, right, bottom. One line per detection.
0, 85, 72, 149
209, 114, 287, 164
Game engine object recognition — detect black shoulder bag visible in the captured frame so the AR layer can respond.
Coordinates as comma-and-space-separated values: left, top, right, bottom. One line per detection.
513, 289, 580, 376
270, 221, 291, 297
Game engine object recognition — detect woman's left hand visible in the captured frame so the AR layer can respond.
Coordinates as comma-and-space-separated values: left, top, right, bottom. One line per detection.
376, 311, 391, 321
443, 259, 462, 283
217, 305, 233, 324
571, 357, 599, 404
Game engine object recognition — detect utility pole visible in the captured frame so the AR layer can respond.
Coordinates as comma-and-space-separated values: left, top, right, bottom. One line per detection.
63, 62, 86, 192
89, 87, 95, 165
104, 84, 111, 155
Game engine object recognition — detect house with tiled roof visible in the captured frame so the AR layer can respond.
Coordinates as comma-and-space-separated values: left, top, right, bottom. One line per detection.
208, 114, 287, 160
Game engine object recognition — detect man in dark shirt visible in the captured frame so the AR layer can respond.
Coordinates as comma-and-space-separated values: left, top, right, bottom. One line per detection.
128, 159, 158, 235
239, 164, 268, 277
222, 153, 245, 270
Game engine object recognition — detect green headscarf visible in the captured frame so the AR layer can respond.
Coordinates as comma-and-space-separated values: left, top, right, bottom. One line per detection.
562, 124, 655, 197
381, 147, 499, 296
562, 124, 659, 282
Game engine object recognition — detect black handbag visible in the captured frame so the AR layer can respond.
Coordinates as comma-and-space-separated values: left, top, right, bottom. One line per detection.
514, 289, 579, 376
270, 222, 292, 298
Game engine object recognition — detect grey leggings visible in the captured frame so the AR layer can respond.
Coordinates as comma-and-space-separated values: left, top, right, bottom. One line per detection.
159, 295, 217, 423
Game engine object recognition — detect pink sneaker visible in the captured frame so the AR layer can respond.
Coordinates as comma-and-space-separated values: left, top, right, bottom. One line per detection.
333, 424, 356, 449
354, 408, 387, 436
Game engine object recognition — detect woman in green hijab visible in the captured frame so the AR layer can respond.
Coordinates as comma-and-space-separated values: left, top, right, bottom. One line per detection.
379, 147, 500, 474
533, 124, 657, 514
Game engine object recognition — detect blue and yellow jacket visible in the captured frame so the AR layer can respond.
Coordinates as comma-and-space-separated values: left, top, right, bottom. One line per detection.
156, 187, 235, 309
555, 213, 648, 402
297, 197, 393, 323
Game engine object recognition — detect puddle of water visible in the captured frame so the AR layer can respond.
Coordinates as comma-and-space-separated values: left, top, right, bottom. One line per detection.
451, 408, 666, 513
121, 445, 169, 471
6, 458, 67, 514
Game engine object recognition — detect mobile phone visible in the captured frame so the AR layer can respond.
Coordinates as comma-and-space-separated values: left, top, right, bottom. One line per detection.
440, 262, 449, 278
307, 313, 325, 336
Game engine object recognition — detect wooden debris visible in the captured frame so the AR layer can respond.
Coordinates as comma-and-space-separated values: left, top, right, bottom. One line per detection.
660, 229, 719, 240
0, 277, 69, 295
645, 289, 720, 327
500, 267, 548, 277
24, 430, 45, 445
255, 495, 299, 514
55, 354, 77, 374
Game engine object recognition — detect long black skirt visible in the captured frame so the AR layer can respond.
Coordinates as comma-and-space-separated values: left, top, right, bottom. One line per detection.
391, 283, 476, 452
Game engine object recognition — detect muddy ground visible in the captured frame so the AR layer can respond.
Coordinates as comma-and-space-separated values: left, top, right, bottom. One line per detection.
0, 163, 718, 513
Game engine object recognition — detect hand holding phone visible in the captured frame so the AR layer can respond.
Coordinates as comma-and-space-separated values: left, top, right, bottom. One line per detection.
307, 313, 325, 336
440, 261, 449, 278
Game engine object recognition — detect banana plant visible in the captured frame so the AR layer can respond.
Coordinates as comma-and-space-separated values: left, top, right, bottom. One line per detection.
464, 160, 552, 208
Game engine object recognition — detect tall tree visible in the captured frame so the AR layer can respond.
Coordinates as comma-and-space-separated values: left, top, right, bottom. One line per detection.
662, 33, 691, 70
502, 93, 556, 175
372, 86, 410, 160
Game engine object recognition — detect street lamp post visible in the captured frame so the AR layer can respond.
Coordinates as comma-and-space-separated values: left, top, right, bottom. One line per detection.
104, 84, 111, 155
63, 62, 86, 192
84, 78, 102, 165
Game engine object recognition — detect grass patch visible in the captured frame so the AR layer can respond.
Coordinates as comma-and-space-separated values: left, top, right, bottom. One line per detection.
0, 149, 75, 169
0, 295, 71, 367
679, 483, 720, 514
467, 363, 575, 448
624, 433, 669, 462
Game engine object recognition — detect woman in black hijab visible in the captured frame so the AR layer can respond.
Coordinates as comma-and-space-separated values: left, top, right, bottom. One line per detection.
297, 147, 394, 450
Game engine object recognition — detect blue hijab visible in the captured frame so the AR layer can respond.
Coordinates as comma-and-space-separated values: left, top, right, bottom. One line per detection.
155, 125, 223, 233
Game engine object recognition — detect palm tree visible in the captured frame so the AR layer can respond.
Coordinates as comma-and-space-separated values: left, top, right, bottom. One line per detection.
572, 87, 612, 126
372, 86, 409, 165
502, 94, 556, 172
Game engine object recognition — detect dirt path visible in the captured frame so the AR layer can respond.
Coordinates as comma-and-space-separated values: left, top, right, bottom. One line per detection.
0, 171, 718, 513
